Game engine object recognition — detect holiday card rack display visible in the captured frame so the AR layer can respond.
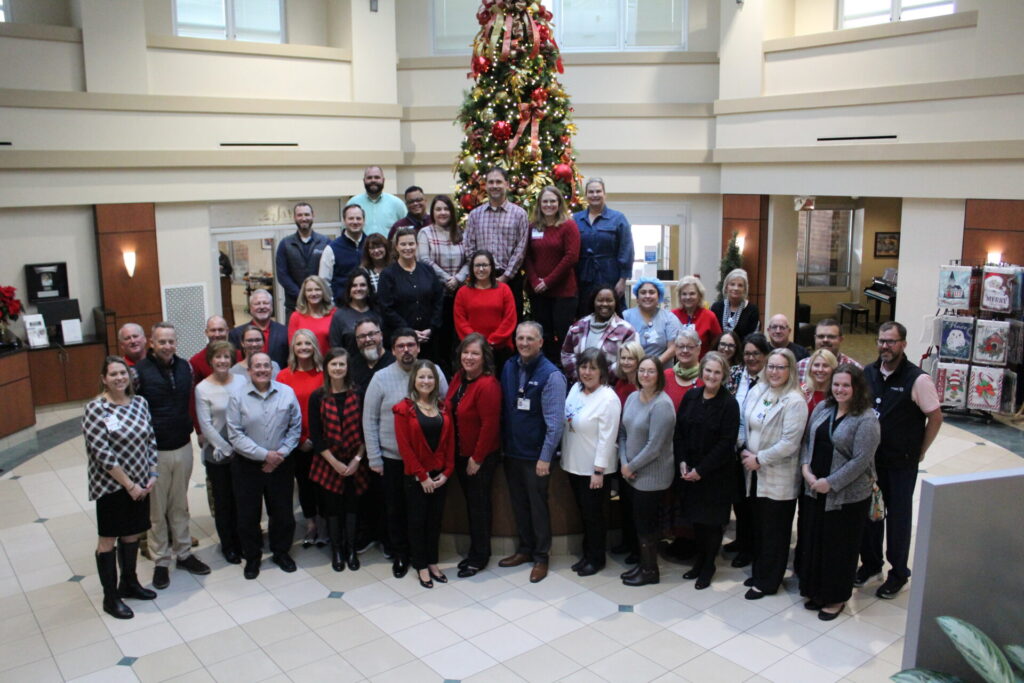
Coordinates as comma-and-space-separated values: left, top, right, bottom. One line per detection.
930, 261, 1023, 423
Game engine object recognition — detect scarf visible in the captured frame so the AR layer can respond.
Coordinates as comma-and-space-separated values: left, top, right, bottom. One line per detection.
674, 364, 700, 381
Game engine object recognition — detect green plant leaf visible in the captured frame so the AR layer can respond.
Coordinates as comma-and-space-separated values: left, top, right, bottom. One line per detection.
1005, 645, 1024, 674
938, 616, 1014, 683
891, 668, 966, 682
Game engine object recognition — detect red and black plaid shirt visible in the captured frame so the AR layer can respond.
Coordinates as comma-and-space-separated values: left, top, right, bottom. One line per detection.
308, 391, 369, 495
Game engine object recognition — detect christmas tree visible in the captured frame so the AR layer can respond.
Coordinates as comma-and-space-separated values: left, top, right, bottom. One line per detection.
715, 232, 743, 302
454, 0, 584, 219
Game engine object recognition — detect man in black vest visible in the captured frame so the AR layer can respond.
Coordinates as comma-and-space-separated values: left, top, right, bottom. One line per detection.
135, 322, 211, 589
276, 202, 329, 320
857, 321, 942, 599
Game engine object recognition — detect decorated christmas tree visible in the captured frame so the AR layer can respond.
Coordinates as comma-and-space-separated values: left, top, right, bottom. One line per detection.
454, 0, 584, 218
715, 232, 743, 302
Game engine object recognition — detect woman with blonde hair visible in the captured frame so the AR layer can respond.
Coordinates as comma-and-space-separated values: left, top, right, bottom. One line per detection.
613, 340, 645, 407
802, 348, 838, 414
671, 275, 722, 358
710, 268, 760, 342
287, 275, 336, 355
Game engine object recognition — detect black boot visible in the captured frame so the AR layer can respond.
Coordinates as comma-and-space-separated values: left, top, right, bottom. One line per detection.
328, 517, 344, 572
117, 540, 157, 600
96, 550, 133, 619
624, 541, 660, 586
345, 513, 360, 571
620, 564, 642, 581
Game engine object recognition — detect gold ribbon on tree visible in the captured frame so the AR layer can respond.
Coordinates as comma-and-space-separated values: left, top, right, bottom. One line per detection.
507, 102, 544, 159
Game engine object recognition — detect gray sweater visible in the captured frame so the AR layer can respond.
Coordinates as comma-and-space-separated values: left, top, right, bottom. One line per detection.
363, 361, 448, 468
800, 402, 880, 512
618, 391, 676, 492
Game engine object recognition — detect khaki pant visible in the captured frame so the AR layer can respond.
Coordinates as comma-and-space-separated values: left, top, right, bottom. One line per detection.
149, 443, 194, 568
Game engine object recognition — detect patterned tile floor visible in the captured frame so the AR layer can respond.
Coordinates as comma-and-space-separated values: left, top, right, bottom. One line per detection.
0, 403, 1021, 682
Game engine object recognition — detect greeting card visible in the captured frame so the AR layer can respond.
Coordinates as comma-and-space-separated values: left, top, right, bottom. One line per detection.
935, 362, 969, 409
980, 266, 1017, 313
973, 318, 1010, 366
968, 365, 1003, 412
938, 316, 974, 362
937, 265, 972, 309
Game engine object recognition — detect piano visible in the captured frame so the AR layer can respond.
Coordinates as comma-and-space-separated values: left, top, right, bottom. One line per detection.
864, 268, 897, 327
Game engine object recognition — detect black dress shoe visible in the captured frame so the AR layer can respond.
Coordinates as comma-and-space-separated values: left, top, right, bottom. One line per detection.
744, 588, 766, 600
346, 549, 360, 571
152, 566, 170, 590
570, 557, 586, 572
457, 566, 480, 578
429, 570, 448, 584
694, 576, 713, 590
458, 558, 470, 570
818, 604, 845, 621
620, 565, 641, 580
417, 570, 433, 589
743, 577, 755, 587
722, 540, 741, 553
575, 562, 603, 577
731, 553, 752, 568
271, 553, 296, 573
682, 568, 701, 580
177, 555, 211, 576
805, 599, 823, 611
223, 549, 242, 565
392, 558, 409, 579
243, 558, 261, 580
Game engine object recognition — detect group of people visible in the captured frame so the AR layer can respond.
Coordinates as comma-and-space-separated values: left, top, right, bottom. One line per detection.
83, 165, 943, 627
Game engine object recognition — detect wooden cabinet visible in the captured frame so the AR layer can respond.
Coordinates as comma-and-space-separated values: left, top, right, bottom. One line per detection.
28, 340, 106, 406
0, 351, 35, 437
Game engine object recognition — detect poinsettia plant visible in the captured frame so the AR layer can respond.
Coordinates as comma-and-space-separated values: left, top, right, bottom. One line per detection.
0, 286, 23, 323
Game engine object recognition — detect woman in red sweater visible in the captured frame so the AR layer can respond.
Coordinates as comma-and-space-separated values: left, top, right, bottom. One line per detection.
525, 186, 580, 363
445, 333, 502, 577
394, 359, 455, 589
453, 249, 518, 373
671, 275, 722, 359
287, 275, 336, 354
276, 329, 325, 547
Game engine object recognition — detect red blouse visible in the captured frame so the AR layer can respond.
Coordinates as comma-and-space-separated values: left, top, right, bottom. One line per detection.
453, 283, 518, 350
276, 367, 323, 443
393, 398, 455, 482
670, 306, 722, 358
663, 368, 704, 411
287, 309, 336, 356
524, 219, 580, 298
614, 378, 637, 408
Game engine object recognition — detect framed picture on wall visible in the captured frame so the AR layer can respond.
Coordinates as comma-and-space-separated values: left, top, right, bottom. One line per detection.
874, 232, 900, 258
24, 262, 69, 303
261, 238, 274, 250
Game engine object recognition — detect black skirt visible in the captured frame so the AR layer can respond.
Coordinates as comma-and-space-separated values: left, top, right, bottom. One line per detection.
96, 487, 151, 538
798, 494, 870, 604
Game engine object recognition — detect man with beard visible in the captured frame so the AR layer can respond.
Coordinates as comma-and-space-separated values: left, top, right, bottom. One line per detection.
766, 314, 808, 362
276, 202, 330, 320
320, 205, 368, 303
362, 329, 448, 577
348, 318, 393, 395
796, 318, 861, 386
387, 186, 432, 241
228, 289, 289, 368
345, 165, 406, 238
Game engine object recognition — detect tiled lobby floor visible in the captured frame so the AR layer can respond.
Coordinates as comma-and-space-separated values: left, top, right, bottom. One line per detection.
1, 404, 1021, 682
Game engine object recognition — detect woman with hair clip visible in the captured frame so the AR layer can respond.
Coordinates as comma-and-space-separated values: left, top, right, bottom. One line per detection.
525, 185, 580, 362
446, 333, 502, 577
560, 348, 621, 575
360, 233, 394, 291
710, 268, 760, 342
287, 275, 336, 354
417, 195, 466, 373
276, 328, 326, 547
328, 269, 384, 353
394, 359, 455, 588
307, 347, 369, 571
83, 356, 158, 619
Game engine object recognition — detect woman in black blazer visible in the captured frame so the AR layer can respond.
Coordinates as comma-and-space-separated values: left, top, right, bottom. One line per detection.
377, 228, 445, 364
674, 351, 741, 589
710, 268, 760, 342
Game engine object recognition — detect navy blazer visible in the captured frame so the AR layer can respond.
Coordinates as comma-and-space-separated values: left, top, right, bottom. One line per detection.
229, 320, 289, 369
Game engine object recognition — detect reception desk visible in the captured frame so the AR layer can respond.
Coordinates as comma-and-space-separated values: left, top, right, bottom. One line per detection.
0, 349, 35, 438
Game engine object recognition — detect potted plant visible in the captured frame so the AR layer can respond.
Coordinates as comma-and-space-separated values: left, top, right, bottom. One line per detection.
0, 286, 24, 349
893, 616, 1023, 682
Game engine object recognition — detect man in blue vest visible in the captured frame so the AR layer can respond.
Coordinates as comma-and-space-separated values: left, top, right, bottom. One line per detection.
275, 202, 329, 320
319, 204, 367, 303
857, 321, 942, 599
499, 321, 566, 583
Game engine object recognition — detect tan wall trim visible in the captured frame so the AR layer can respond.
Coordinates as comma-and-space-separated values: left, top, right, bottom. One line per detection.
0, 88, 401, 118
713, 140, 1024, 164
715, 74, 1024, 115
0, 150, 404, 169
404, 102, 714, 121
404, 149, 712, 166
763, 10, 978, 54
146, 34, 351, 62
398, 51, 718, 70
0, 22, 81, 43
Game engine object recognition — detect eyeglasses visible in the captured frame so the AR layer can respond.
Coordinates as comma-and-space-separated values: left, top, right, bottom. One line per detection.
677, 344, 698, 351
473, 263, 491, 269
718, 342, 736, 349
766, 364, 789, 372
877, 338, 905, 346
355, 331, 380, 341
768, 324, 789, 331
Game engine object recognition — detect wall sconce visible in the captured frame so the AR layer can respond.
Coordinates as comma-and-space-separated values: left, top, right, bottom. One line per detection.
987, 251, 1002, 265
736, 236, 745, 254
123, 250, 137, 278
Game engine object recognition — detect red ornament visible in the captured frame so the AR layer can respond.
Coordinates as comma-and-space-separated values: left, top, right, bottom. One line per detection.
460, 193, 477, 211
492, 120, 513, 141
476, 7, 491, 24
471, 55, 491, 76
538, 25, 551, 42
531, 87, 548, 105
539, 6, 553, 21
553, 163, 573, 183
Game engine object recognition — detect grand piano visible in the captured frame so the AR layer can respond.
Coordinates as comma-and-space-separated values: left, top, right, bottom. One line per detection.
864, 268, 897, 326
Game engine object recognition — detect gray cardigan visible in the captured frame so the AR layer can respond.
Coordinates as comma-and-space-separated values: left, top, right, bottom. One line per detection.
618, 391, 676, 492
800, 401, 880, 512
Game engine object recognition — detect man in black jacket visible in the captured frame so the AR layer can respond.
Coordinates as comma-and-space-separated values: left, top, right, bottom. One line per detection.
275, 202, 329, 320
136, 322, 210, 589
228, 289, 289, 368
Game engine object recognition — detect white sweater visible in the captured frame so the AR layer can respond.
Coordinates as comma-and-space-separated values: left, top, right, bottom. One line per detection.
560, 384, 621, 476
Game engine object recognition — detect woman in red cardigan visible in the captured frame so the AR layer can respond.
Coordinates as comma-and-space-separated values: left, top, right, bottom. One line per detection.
445, 333, 502, 578
453, 249, 518, 373
525, 186, 580, 363
671, 275, 722, 358
394, 359, 455, 589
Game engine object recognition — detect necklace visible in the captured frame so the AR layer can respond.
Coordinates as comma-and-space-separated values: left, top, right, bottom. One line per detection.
723, 300, 746, 332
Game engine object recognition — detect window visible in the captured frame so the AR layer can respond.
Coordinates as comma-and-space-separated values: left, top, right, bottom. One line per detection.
840, 0, 955, 29
796, 210, 853, 288
174, 0, 285, 43
0, 1, 7, 22
433, 0, 686, 54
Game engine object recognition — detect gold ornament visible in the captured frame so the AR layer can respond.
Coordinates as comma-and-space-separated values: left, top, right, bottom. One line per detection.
459, 155, 478, 175
480, 108, 496, 123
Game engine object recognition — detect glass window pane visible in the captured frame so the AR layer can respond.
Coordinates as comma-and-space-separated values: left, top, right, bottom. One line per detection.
434, 0, 479, 53
797, 210, 852, 288
844, 0, 892, 16
901, 3, 955, 21
233, 0, 282, 42
560, 0, 619, 50
176, 0, 228, 39
626, 0, 684, 48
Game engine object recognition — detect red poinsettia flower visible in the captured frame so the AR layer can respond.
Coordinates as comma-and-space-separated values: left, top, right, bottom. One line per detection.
0, 286, 23, 321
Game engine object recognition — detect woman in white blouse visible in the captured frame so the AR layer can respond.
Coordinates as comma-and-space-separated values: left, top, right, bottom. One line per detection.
561, 348, 621, 576
194, 340, 247, 565
739, 348, 809, 599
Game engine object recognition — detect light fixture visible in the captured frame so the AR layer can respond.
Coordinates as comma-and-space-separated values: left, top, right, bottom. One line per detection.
123, 250, 137, 278
736, 236, 745, 254
987, 251, 1002, 265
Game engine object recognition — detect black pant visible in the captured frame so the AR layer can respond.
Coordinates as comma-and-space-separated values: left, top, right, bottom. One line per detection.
618, 482, 638, 553
629, 485, 664, 542
317, 478, 360, 517
693, 523, 724, 576
292, 448, 319, 520
504, 456, 551, 562
751, 496, 797, 594
567, 472, 607, 565
357, 470, 386, 548
232, 456, 296, 559
801, 495, 870, 604
205, 461, 240, 556
382, 458, 409, 561
529, 294, 578, 365
861, 465, 918, 580
454, 454, 498, 568
435, 294, 457, 377
497, 269, 525, 320
404, 473, 447, 570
